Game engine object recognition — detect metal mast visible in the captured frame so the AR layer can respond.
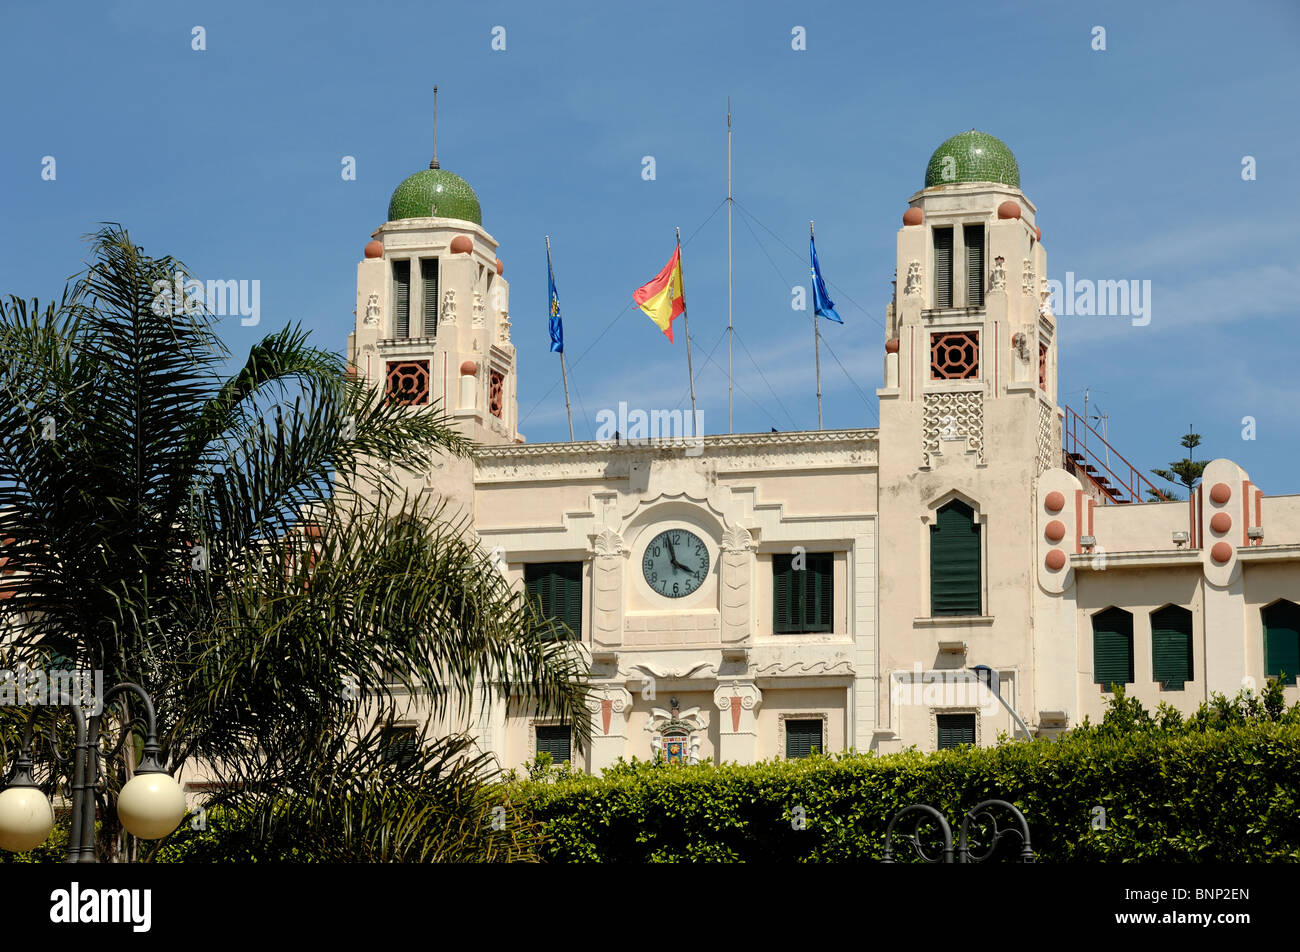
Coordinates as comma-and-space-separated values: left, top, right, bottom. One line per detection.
727, 98, 734, 434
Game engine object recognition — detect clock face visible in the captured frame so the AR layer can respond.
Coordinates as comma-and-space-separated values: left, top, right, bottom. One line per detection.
642, 528, 710, 599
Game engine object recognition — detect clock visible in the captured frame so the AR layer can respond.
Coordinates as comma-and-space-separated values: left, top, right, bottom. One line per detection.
642, 528, 710, 599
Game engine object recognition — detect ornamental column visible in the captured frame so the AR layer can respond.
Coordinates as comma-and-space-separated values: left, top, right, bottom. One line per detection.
713, 682, 762, 765
585, 686, 633, 772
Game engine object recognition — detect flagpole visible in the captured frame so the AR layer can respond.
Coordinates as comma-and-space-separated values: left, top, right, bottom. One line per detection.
727, 97, 734, 435
676, 226, 698, 428
546, 235, 575, 442
811, 220, 822, 430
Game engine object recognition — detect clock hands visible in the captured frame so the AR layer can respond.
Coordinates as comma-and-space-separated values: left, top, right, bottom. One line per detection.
663, 535, 689, 573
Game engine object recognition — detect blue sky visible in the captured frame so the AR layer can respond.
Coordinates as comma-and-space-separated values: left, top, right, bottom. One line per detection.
2, 0, 1298, 492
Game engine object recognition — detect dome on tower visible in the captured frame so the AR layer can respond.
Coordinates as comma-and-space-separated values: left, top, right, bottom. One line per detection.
924, 130, 1020, 189
388, 168, 482, 224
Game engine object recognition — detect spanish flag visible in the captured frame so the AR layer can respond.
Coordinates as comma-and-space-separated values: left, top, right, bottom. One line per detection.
633, 245, 685, 342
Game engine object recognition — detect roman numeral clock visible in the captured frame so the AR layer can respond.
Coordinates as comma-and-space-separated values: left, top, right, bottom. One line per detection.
641, 529, 709, 598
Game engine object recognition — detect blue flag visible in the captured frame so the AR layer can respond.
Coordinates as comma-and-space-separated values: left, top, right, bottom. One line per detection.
547, 245, 564, 353
810, 234, 842, 324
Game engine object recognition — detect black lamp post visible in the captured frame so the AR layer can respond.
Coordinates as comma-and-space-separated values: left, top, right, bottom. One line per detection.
0, 681, 187, 862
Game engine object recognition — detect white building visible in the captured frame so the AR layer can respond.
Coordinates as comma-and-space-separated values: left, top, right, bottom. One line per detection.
347, 130, 1300, 770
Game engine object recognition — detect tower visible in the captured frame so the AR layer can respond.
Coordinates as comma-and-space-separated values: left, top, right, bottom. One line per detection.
874, 130, 1059, 748
347, 145, 518, 450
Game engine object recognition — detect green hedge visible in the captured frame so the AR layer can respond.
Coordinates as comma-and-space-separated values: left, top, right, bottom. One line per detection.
509, 723, 1300, 862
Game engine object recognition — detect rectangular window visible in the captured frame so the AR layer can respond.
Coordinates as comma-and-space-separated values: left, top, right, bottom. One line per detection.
524, 561, 583, 639
535, 724, 571, 765
773, 552, 833, 634
392, 259, 411, 338
936, 713, 976, 749
785, 719, 823, 759
1264, 601, 1300, 685
930, 501, 981, 615
1093, 608, 1135, 689
932, 227, 953, 308
1151, 606, 1194, 689
380, 726, 418, 767
419, 258, 438, 337
964, 224, 984, 307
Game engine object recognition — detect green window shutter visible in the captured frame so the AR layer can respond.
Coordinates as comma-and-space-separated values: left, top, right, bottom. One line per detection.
1092, 608, 1134, 689
535, 725, 571, 764
558, 561, 582, 638
392, 260, 411, 338
773, 555, 794, 633
806, 554, 833, 633
420, 258, 438, 337
1264, 601, 1300, 685
1151, 605, 1193, 689
774, 554, 832, 633
930, 501, 981, 616
933, 227, 953, 308
785, 719, 822, 759
524, 562, 583, 640
964, 224, 984, 307
936, 714, 976, 749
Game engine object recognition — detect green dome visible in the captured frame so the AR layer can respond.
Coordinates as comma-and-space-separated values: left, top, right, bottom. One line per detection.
388, 168, 482, 224
924, 130, 1020, 188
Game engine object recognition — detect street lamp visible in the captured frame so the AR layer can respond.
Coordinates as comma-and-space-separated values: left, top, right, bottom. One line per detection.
0, 681, 187, 861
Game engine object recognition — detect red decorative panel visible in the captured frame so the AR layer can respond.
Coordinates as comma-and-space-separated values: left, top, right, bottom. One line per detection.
489, 369, 504, 419
930, 331, 979, 380
385, 360, 430, 405
1038, 342, 1048, 391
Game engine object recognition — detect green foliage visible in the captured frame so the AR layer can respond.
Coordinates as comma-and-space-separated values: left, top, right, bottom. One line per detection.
1147, 425, 1207, 502
506, 718, 1300, 862
0, 226, 589, 862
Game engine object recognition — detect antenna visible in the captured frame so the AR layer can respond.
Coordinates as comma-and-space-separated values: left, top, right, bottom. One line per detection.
429, 84, 440, 169
727, 96, 733, 434
1084, 387, 1111, 468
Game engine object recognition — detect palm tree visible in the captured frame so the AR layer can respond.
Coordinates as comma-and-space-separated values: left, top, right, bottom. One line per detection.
0, 225, 589, 861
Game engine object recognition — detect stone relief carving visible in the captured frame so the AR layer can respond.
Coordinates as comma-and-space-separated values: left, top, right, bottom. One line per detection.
721, 525, 754, 553
585, 687, 633, 736
922, 391, 985, 467
1021, 258, 1035, 295
497, 310, 511, 344
592, 528, 629, 557
1039, 278, 1054, 318
720, 529, 753, 646
364, 292, 380, 326
904, 260, 923, 296
990, 256, 1006, 292
472, 291, 485, 327
441, 288, 457, 325
1012, 331, 1031, 362
714, 683, 763, 733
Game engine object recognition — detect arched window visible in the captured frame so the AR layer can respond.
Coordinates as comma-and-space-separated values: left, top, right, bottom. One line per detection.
930, 500, 981, 616
1092, 607, 1134, 690
1263, 600, 1300, 686
1151, 605, 1194, 689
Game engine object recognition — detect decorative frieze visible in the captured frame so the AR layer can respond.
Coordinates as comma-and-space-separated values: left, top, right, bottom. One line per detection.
922, 391, 985, 466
